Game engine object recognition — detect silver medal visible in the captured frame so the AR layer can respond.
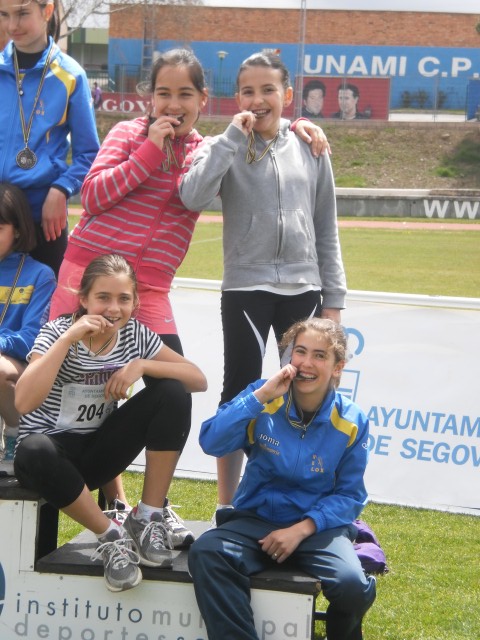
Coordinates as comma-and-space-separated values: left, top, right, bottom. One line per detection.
16, 147, 38, 170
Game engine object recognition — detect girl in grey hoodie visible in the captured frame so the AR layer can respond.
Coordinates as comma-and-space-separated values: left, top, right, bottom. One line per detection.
180, 52, 346, 515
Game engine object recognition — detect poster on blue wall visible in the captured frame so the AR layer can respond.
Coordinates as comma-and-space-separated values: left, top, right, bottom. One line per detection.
301, 77, 390, 120
109, 39, 480, 112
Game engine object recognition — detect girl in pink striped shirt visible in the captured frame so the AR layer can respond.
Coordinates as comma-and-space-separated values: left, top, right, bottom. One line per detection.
50, 49, 209, 356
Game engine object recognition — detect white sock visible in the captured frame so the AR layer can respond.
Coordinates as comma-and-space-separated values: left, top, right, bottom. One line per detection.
97, 519, 122, 540
135, 500, 162, 522
216, 503, 234, 511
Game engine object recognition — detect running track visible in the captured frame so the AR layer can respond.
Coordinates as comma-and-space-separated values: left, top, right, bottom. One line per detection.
198, 215, 480, 231
68, 210, 479, 231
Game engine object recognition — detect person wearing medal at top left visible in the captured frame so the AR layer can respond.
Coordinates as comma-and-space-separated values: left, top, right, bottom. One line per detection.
0, 0, 100, 276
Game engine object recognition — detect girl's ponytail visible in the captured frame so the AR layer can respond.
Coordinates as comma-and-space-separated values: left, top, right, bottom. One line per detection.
47, 0, 61, 42
36, 1, 60, 42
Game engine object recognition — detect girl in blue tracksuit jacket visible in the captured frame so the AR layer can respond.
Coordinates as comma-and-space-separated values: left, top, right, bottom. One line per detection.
0, 0, 99, 275
0, 182, 56, 473
189, 318, 376, 640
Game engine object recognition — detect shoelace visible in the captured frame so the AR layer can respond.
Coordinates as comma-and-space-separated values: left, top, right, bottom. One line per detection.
110, 510, 129, 525
92, 537, 140, 569
104, 499, 131, 524
140, 519, 173, 550
163, 506, 186, 531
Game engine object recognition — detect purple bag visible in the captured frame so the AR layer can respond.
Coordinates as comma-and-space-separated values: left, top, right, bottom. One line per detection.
353, 520, 389, 574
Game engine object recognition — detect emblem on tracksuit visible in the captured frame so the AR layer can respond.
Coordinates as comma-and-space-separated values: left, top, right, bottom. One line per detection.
310, 454, 324, 473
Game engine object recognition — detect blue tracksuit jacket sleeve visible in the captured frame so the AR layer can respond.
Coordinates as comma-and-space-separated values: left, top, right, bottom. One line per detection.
0, 259, 56, 361
199, 382, 265, 456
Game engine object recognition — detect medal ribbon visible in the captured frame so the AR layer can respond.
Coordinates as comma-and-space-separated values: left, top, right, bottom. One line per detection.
246, 130, 279, 164
13, 44, 55, 155
0, 254, 26, 326
162, 136, 185, 172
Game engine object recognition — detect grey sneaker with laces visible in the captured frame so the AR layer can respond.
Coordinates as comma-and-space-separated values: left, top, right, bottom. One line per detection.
123, 508, 173, 568
92, 527, 142, 592
163, 499, 195, 548
104, 498, 131, 525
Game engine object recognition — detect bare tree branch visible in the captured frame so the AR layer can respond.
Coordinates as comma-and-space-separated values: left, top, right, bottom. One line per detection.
60, 0, 205, 31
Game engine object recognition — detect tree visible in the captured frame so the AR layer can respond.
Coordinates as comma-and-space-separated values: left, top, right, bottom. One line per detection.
60, 0, 204, 34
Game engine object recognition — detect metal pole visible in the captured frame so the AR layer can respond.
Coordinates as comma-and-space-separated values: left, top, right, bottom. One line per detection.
216, 50, 228, 115
294, 0, 307, 119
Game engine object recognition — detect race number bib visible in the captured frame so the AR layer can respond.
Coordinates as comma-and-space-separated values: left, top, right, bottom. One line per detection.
59, 383, 115, 431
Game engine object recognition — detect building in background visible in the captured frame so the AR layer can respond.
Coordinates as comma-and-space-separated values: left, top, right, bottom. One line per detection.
0, 3, 108, 87
104, 1, 480, 117
68, 25, 109, 87
2, 2, 479, 118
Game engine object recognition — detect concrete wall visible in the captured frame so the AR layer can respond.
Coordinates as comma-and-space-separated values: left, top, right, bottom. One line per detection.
208, 189, 480, 219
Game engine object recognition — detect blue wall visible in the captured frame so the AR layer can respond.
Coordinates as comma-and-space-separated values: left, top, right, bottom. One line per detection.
109, 39, 480, 110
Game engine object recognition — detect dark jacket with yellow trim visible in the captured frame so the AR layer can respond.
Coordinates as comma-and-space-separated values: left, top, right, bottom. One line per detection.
0, 252, 56, 361
200, 381, 370, 532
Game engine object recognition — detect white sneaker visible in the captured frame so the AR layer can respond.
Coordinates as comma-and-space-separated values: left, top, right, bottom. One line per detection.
163, 499, 195, 548
123, 507, 173, 568
209, 511, 218, 530
92, 527, 142, 592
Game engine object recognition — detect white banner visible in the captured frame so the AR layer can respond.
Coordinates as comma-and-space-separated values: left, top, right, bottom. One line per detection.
131, 280, 480, 516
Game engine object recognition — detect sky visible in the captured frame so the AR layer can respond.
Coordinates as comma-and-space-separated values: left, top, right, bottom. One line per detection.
201, 0, 480, 13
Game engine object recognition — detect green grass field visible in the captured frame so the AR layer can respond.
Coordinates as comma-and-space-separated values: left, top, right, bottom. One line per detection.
175, 219, 480, 298
69, 211, 480, 297
61, 214, 480, 640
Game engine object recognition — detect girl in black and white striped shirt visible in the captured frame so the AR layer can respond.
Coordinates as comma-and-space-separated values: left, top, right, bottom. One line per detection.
14, 253, 207, 592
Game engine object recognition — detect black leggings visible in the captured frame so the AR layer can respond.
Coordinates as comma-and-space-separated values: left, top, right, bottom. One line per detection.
220, 289, 322, 404
31, 224, 68, 278
14, 378, 191, 509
